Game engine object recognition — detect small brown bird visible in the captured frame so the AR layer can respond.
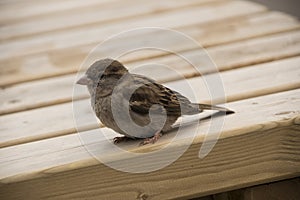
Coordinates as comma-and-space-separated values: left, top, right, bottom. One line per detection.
77, 58, 233, 145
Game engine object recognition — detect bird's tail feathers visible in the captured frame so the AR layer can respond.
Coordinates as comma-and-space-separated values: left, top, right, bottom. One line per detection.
196, 103, 234, 114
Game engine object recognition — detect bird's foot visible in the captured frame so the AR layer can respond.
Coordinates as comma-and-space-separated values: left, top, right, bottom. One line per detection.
113, 136, 131, 144
140, 132, 162, 146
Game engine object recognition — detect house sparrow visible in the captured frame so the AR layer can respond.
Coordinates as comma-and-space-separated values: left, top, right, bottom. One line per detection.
77, 58, 234, 145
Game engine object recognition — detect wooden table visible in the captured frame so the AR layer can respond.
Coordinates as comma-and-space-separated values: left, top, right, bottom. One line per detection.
1, 0, 299, 199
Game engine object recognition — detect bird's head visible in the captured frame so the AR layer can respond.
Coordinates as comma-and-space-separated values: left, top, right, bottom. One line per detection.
77, 58, 128, 97
77, 58, 128, 86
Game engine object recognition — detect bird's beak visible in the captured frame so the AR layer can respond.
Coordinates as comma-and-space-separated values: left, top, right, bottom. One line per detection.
76, 75, 90, 85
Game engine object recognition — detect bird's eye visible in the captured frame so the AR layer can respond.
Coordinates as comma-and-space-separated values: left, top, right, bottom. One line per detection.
98, 73, 105, 79
111, 66, 119, 72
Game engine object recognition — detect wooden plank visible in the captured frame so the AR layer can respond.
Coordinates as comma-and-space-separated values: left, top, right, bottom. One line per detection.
0, 75, 78, 115
0, 100, 97, 148
0, 12, 299, 87
0, 0, 219, 40
1, 56, 299, 147
0, 0, 119, 24
0, 89, 299, 200
0, 0, 266, 60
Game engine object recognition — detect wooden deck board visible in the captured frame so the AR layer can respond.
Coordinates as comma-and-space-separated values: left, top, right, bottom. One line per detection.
0, 0, 300, 199
0, 0, 130, 24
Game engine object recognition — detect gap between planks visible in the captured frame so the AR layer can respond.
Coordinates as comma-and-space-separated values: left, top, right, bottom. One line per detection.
0, 56, 300, 148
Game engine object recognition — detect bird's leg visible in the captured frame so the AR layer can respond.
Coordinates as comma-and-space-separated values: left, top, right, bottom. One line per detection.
113, 136, 132, 144
140, 131, 162, 146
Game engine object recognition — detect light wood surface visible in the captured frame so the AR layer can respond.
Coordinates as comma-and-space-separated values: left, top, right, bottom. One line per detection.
0, 0, 299, 199
0, 0, 120, 24
1, 56, 300, 148
0, 1, 265, 60
1, 89, 299, 199
0, 0, 221, 40
1, 29, 300, 115
2, 11, 299, 86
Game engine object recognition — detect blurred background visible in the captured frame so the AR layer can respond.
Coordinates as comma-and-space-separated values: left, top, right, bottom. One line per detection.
250, 0, 300, 18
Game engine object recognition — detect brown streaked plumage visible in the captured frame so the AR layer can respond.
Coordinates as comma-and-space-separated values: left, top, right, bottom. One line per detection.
77, 58, 234, 145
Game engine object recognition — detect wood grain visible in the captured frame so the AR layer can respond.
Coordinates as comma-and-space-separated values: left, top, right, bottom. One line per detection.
1, 56, 299, 148
0, 0, 222, 24
0, 89, 299, 200
0, 13, 299, 87
127, 29, 300, 82
1, 0, 299, 199
0, 0, 219, 40
0, 0, 266, 60
1, 30, 300, 116
0, 0, 124, 24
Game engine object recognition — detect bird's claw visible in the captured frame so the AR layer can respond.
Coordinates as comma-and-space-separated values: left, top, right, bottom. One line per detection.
139, 132, 162, 146
113, 136, 130, 144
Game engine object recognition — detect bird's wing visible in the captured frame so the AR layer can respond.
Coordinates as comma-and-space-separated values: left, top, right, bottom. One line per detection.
122, 74, 191, 115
